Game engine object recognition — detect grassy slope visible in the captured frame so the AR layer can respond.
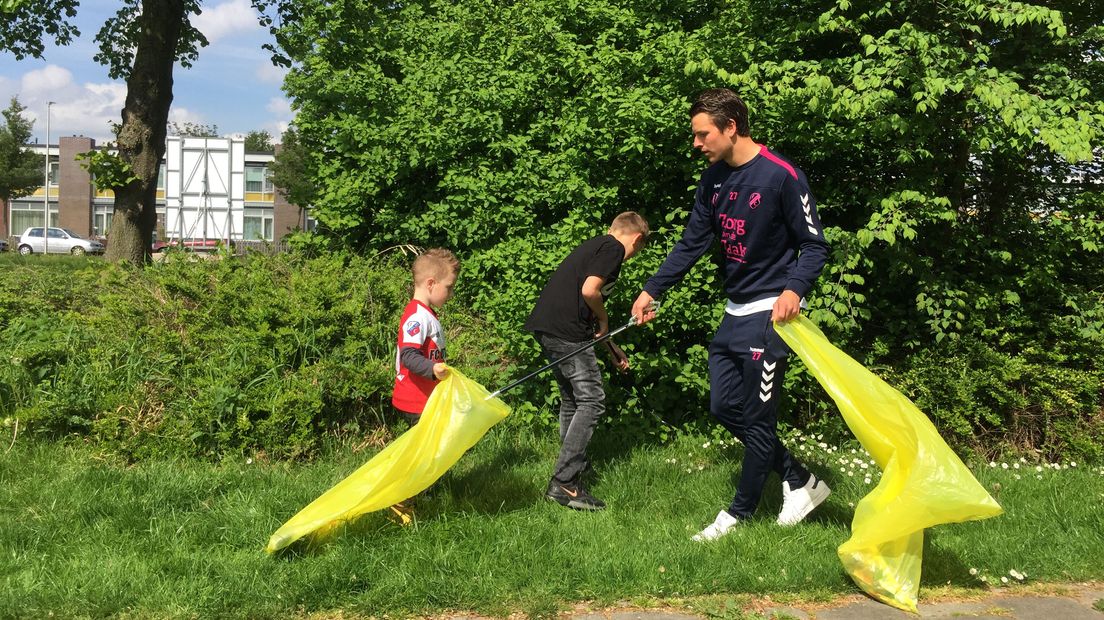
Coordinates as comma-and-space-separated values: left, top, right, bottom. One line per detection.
2, 421, 1101, 619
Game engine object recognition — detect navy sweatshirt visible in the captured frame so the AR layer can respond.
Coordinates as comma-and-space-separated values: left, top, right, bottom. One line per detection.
644, 145, 829, 304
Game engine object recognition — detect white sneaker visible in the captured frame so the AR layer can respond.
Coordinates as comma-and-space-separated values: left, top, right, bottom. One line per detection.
692, 510, 741, 541
777, 474, 831, 526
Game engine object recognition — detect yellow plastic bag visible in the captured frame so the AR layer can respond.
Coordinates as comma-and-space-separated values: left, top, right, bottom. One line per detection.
266, 366, 510, 553
775, 317, 1002, 612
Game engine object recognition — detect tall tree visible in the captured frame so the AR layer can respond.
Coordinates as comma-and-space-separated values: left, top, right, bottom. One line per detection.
0, 0, 79, 58
168, 120, 219, 137
267, 125, 314, 209
1, 0, 209, 262
0, 97, 44, 208
244, 129, 273, 152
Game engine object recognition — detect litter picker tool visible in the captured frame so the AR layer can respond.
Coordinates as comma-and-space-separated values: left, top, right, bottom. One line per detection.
487, 301, 658, 400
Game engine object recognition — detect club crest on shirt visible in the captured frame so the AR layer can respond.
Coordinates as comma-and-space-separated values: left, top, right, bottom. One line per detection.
405, 320, 421, 336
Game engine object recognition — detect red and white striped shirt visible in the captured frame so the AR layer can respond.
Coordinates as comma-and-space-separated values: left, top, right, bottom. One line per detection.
391, 299, 445, 414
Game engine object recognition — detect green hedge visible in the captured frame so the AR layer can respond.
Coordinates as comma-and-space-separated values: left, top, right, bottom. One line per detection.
0, 252, 510, 460
2, 247, 1101, 462
259, 0, 1104, 461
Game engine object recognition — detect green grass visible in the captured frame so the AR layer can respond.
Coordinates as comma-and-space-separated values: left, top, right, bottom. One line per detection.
0, 252, 106, 268
2, 421, 1102, 619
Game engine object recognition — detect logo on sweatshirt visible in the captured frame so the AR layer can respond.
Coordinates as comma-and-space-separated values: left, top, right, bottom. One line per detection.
717, 213, 748, 263
801, 193, 819, 235
749, 192, 762, 209
718, 214, 746, 235
405, 320, 421, 337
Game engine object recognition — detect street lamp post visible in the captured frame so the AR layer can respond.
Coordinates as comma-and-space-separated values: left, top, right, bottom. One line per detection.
43, 101, 54, 254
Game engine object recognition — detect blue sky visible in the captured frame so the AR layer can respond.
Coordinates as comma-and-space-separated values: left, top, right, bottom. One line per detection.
0, 0, 292, 146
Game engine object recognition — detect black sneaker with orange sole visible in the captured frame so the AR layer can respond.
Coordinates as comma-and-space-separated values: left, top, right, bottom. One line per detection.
545, 481, 606, 511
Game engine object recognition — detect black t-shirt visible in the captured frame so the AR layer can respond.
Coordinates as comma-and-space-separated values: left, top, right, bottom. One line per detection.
524, 234, 625, 342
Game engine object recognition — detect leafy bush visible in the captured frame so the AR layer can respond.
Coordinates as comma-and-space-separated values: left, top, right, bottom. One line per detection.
258, 0, 1104, 459
0, 253, 511, 460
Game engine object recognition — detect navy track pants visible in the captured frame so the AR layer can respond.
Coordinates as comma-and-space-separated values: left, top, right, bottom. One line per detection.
708, 310, 810, 518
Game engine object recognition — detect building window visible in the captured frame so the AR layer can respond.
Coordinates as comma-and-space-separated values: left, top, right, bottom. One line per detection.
243, 207, 274, 241
9, 201, 58, 235
245, 165, 273, 201
93, 204, 114, 238
157, 163, 166, 191
48, 161, 59, 186
245, 166, 265, 191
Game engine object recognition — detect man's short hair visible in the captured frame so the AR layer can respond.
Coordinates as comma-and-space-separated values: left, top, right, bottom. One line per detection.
413, 248, 460, 285
690, 88, 751, 137
610, 211, 650, 240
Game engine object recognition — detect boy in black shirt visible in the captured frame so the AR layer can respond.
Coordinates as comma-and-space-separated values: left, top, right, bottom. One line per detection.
524, 212, 649, 511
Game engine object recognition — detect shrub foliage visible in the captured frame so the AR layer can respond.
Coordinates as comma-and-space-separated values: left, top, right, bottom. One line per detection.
0, 253, 508, 460
250, 0, 1104, 459
5, 0, 1102, 461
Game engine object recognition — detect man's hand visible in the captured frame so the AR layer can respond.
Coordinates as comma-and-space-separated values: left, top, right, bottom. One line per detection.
607, 342, 630, 372
771, 290, 802, 323
433, 363, 449, 380
631, 291, 657, 325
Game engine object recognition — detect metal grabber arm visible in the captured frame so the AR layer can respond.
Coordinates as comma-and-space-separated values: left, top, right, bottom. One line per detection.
487, 301, 658, 400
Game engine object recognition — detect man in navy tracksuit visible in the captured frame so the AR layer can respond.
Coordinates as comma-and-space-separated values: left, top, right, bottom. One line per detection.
631, 88, 832, 541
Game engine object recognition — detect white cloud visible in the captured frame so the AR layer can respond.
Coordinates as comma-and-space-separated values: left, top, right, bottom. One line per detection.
262, 97, 293, 139
21, 65, 74, 95
265, 120, 290, 140
167, 106, 209, 128
194, 0, 262, 45
266, 97, 291, 116
5, 65, 125, 143
256, 62, 288, 85
51, 84, 127, 137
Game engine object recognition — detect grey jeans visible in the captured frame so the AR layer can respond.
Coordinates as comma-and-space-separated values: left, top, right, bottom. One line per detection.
538, 333, 606, 485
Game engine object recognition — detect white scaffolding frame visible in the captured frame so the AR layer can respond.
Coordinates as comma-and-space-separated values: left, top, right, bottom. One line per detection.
164, 137, 246, 245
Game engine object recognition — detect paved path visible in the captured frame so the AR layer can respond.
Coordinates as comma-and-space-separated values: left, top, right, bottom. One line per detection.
533, 583, 1104, 620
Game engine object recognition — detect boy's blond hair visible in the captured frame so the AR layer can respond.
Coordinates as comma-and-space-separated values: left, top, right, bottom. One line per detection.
609, 211, 650, 240
413, 248, 460, 285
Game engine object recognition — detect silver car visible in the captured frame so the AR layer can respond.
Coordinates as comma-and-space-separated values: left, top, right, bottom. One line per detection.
17, 227, 106, 255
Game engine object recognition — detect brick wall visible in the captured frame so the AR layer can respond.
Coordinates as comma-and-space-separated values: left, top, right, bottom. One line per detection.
271, 143, 303, 240
273, 187, 303, 240
58, 137, 95, 237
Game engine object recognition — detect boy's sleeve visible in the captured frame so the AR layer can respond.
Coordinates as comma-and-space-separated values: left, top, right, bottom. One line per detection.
400, 346, 437, 379
400, 314, 428, 347
779, 173, 829, 298
643, 181, 716, 299
397, 310, 436, 378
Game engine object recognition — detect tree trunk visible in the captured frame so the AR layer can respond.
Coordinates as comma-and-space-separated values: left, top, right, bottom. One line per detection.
105, 0, 186, 264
